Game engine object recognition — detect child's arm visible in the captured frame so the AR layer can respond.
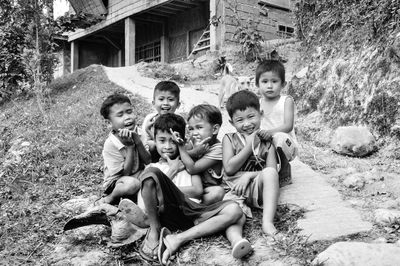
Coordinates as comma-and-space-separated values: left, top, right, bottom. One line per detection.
178, 138, 216, 175
116, 129, 137, 176
179, 174, 203, 199
266, 143, 278, 169
132, 132, 151, 165
222, 132, 255, 176
140, 113, 158, 151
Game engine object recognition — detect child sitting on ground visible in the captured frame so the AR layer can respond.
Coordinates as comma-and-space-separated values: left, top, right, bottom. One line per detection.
137, 113, 253, 264
176, 104, 225, 204
99, 93, 151, 205
222, 90, 280, 236
256, 60, 298, 182
141, 81, 181, 162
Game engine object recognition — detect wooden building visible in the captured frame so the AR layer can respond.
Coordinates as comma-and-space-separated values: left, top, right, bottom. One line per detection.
66, 0, 295, 72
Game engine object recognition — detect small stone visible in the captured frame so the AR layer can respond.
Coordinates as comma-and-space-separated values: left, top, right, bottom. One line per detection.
330, 126, 377, 157
343, 173, 365, 189
372, 237, 387, 243
374, 209, 400, 226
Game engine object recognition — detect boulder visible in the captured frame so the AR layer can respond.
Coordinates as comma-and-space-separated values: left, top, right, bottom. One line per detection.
330, 126, 376, 157
342, 173, 365, 189
374, 208, 400, 225
312, 242, 400, 266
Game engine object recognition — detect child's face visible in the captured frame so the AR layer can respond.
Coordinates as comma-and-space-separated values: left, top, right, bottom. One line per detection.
188, 115, 218, 145
258, 71, 286, 100
154, 130, 179, 160
107, 102, 136, 131
152, 90, 180, 115
230, 107, 261, 136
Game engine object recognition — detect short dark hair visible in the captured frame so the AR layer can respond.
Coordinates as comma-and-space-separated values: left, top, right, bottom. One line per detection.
188, 104, 222, 126
154, 81, 180, 100
226, 90, 260, 118
154, 113, 186, 141
255, 60, 285, 86
100, 93, 131, 119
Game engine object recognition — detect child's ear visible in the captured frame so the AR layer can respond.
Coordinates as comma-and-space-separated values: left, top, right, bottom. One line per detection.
229, 119, 234, 126
212, 124, 221, 135
283, 81, 287, 88
151, 100, 155, 105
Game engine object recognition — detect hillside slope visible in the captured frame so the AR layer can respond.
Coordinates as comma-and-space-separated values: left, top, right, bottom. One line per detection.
291, 1, 400, 137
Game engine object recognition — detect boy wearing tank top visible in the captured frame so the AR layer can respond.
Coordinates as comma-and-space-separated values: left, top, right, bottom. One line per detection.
255, 60, 298, 183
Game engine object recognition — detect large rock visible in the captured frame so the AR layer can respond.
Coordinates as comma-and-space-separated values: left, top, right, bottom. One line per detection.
330, 126, 376, 157
312, 242, 400, 266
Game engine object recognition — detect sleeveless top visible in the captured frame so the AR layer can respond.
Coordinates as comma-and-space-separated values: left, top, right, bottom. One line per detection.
225, 132, 272, 172
260, 95, 297, 143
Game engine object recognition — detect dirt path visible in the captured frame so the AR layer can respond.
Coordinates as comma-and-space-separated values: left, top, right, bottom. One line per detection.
103, 65, 372, 242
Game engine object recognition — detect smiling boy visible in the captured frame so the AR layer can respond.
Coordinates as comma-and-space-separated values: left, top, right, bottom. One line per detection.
222, 90, 280, 236
99, 93, 151, 205
141, 81, 181, 161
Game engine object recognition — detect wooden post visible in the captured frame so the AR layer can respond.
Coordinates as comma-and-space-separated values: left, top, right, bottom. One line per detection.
125, 17, 136, 66
160, 20, 169, 63
71, 41, 79, 72
210, 0, 217, 51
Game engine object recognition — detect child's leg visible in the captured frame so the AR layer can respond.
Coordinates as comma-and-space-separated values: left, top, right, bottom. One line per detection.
141, 177, 162, 247
259, 167, 279, 235
161, 202, 243, 264
103, 176, 140, 205
202, 186, 225, 205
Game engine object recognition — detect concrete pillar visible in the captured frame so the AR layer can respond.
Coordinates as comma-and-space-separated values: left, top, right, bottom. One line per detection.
160, 21, 169, 63
124, 17, 136, 66
71, 41, 79, 72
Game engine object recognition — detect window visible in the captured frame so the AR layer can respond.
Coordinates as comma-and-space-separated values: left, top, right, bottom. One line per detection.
135, 41, 161, 63
277, 25, 294, 38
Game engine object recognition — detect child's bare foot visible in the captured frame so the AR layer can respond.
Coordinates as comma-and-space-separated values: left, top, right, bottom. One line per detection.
160, 234, 181, 265
262, 222, 277, 236
231, 238, 253, 259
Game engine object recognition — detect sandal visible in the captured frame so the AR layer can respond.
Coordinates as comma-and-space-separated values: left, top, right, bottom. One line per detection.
158, 227, 172, 265
139, 229, 159, 262
232, 238, 253, 259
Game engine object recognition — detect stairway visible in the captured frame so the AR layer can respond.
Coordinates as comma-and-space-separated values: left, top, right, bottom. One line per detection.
188, 25, 211, 59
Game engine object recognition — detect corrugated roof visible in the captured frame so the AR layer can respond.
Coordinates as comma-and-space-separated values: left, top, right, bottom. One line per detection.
68, 0, 107, 15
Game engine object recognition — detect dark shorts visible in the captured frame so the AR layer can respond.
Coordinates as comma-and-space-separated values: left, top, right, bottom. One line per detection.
140, 167, 234, 231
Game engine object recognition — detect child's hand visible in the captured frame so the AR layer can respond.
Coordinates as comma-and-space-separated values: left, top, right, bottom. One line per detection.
192, 136, 211, 157
257, 130, 272, 142
117, 128, 137, 146
165, 155, 184, 177
169, 128, 185, 146
145, 114, 158, 137
232, 173, 251, 197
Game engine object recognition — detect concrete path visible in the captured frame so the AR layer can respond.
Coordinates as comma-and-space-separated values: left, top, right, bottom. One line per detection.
104, 65, 372, 242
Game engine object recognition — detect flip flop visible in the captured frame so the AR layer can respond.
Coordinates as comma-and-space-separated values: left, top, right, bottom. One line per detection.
139, 229, 159, 262
118, 198, 149, 228
158, 227, 172, 265
231, 238, 253, 259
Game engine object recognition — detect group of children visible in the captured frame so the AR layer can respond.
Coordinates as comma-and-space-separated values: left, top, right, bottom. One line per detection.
98, 60, 298, 265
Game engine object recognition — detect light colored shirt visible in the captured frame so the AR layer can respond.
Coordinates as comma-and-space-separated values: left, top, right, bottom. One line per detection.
102, 133, 142, 189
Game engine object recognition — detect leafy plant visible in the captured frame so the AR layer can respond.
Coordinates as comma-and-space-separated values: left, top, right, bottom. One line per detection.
226, 0, 264, 62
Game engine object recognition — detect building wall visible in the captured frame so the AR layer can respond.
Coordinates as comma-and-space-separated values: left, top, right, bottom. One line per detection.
167, 3, 209, 61
221, 0, 294, 44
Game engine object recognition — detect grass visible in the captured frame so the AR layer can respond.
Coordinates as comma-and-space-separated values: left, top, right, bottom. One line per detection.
0, 65, 151, 265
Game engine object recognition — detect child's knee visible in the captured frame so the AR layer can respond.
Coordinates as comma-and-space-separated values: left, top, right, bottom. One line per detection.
210, 186, 225, 198
224, 202, 243, 221
141, 177, 156, 190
